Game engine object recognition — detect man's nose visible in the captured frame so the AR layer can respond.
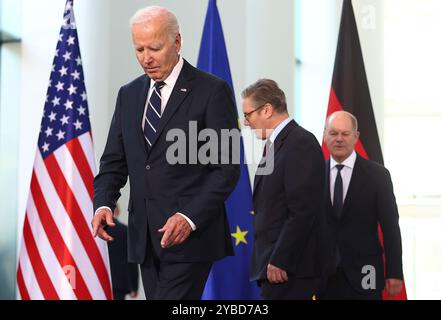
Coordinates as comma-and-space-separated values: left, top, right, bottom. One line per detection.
243, 117, 250, 126
143, 52, 152, 64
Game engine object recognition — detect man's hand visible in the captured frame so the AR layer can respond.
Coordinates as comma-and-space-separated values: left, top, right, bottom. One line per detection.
385, 278, 403, 297
129, 291, 138, 298
267, 263, 289, 284
158, 213, 192, 248
91, 208, 115, 241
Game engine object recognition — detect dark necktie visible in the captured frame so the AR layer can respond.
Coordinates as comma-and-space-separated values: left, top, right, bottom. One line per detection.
333, 164, 345, 217
333, 164, 344, 268
259, 140, 271, 164
144, 81, 165, 149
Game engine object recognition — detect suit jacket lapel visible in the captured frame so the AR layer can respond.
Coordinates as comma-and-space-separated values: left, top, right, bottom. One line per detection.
149, 60, 195, 153
252, 120, 296, 200
136, 76, 151, 158
253, 154, 267, 200
253, 144, 272, 196
325, 160, 333, 209
253, 175, 262, 201
326, 160, 341, 221
340, 154, 365, 219
271, 119, 296, 159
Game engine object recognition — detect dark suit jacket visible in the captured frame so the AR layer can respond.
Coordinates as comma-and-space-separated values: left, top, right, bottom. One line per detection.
322, 154, 403, 293
94, 60, 239, 264
107, 219, 139, 293
250, 120, 326, 281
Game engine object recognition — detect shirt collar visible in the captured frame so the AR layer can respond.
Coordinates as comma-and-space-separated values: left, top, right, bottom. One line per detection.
330, 150, 357, 169
268, 118, 293, 144
149, 55, 184, 90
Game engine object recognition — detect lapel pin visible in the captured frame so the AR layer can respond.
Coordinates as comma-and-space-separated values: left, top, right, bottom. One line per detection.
180, 88, 187, 92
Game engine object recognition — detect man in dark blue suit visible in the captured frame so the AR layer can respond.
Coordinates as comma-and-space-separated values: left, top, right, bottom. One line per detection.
242, 79, 325, 299
320, 111, 403, 299
91, 6, 239, 300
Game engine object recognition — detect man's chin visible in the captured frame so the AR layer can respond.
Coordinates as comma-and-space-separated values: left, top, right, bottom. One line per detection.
332, 151, 351, 162
253, 132, 265, 140
252, 129, 270, 140
146, 70, 162, 81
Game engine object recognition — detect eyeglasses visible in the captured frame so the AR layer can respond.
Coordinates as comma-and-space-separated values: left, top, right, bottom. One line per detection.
243, 103, 267, 119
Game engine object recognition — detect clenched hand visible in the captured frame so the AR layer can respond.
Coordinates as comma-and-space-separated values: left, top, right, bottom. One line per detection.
385, 278, 403, 297
267, 263, 289, 284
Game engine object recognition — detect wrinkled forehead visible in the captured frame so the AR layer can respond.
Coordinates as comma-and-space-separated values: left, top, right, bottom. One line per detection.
131, 18, 167, 35
131, 23, 173, 45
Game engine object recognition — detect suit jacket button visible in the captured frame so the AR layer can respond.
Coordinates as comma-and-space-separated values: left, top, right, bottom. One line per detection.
146, 165, 151, 170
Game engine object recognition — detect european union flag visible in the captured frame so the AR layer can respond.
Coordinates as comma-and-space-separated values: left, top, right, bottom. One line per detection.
198, 0, 260, 300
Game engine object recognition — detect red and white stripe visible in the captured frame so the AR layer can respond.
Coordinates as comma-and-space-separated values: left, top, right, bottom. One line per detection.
17, 132, 112, 300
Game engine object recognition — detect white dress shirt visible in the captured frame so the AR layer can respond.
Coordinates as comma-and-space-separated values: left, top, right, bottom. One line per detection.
259, 117, 292, 162
329, 150, 357, 205
141, 55, 184, 130
268, 117, 293, 145
96, 56, 196, 231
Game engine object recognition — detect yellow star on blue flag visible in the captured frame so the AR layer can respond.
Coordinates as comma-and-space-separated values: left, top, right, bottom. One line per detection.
231, 225, 248, 246
199, 0, 259, 300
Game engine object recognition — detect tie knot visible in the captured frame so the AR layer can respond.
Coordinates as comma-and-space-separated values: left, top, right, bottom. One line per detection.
154, 81, 166, 90
336, 164, 344, 172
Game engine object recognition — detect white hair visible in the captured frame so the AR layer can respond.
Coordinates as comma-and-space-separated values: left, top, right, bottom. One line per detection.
129, 6, 180, 36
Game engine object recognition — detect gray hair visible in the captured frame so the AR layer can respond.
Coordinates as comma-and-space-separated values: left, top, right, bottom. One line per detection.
325, 110, 358, 132
241, 79, 288, 114
130, 6, 180, 36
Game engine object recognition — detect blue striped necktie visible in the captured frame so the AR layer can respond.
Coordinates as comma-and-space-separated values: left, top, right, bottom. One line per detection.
144, 81, 165, 149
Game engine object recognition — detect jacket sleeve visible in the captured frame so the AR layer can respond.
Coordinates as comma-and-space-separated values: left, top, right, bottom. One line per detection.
93, 87, 129, 213
377, 168, 404, 279
270, 132, 325, 272
177, 81, 240, 230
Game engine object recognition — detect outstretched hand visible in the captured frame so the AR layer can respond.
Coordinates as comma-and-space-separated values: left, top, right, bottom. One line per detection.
91, 208, 115, 241
158, 213, 192, 248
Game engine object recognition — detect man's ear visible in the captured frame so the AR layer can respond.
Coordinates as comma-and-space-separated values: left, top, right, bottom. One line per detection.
175, 33, 182, 52
265, 104, 274, 119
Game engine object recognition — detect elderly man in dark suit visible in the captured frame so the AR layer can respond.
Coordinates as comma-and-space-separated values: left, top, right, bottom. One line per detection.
242, 79, 325, 300
91, 6, 239, 300
320, 111, 403, 300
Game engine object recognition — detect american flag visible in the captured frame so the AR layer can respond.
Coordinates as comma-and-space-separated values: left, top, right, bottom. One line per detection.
16, 0, 112, 300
